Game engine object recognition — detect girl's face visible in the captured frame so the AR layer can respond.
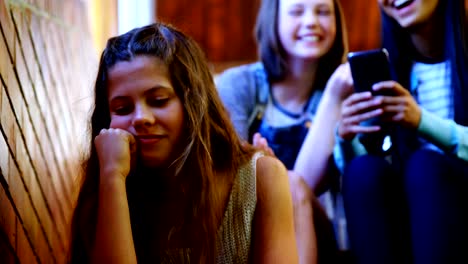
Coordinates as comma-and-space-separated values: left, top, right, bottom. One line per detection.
277, 0, 336, 62
378, 0, 439, 29
107, 55, 185, 168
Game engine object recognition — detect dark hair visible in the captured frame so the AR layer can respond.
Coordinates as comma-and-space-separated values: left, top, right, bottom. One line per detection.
255, 0, 348, 89
381, 0, 468, 125
69, 22, 253, 263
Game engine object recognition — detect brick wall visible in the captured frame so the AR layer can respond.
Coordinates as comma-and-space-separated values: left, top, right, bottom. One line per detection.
0, 0, 96, 263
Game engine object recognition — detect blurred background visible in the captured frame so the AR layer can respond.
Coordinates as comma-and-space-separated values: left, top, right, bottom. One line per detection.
88, 0, 382, 71
0, 0, 382, 263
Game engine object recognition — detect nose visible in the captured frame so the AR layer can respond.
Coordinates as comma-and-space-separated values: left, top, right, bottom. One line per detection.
303, 9, 319, 27
132, 104, 154, 127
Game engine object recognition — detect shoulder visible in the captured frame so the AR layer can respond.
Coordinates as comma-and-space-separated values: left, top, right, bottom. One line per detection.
215, 62, 267, 112
215, 62, 265, 89
217, 62, 264, 78
255, 155, 289, 200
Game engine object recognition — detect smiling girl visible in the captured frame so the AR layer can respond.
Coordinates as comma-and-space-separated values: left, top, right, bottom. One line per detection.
216, 0, 351, 263
334, 0, 468, 263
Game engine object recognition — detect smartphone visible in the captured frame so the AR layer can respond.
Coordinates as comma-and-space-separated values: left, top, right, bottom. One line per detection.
348, 49, 394, 154
348, 49, 392, 95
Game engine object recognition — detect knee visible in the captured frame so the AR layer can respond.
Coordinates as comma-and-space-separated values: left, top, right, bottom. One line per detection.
404, 149, 450, 192
405, 149, 445, 171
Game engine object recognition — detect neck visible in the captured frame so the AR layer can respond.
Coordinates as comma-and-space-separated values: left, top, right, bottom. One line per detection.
273, 58, 318, 101
130, 165, 180, 193
409, 12, 445, 60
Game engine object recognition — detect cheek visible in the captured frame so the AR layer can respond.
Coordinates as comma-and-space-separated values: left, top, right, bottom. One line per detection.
172, 108, 186, 136
278, 15, 294, 37
322, 17, 336, 34
321, 20, 336, 48
162, 100, 185, 136
109, 116, 130, 129
277, 23, 287, 42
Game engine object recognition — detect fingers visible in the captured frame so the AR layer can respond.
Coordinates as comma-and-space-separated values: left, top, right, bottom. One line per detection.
342, 92, 379, 117
325, 62, 354, 100
338, 120, 381, 141
343, 108, 383, 125
339, 92, 383, 140
372, 80, 409, 96
97, 128, 133, 151
252, 133, 266, 148
252, 133, 275, 156
98, 128, 134, 139
340, 80, 421, 137
95, 128, 135, 179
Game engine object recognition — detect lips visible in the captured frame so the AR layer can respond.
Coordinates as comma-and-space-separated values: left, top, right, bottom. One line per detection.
136, 134, 164, 144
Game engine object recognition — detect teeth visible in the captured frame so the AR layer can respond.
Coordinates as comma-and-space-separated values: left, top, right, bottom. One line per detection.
302, 35, 319, 42
394, 0, 411, 8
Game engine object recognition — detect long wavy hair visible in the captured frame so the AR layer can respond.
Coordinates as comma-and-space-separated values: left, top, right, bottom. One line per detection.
255, 0, 348, 89
381, 0, 468, 125
69, 22, 253, 263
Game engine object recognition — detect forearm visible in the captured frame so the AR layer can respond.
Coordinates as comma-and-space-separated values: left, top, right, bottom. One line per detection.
92, 175, 136, 264
293, 199, 317, 264
417, 108, 468, 161
294, 92, 341, 192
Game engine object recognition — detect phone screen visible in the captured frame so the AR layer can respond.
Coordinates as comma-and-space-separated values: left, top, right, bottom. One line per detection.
348, 49, 393, 95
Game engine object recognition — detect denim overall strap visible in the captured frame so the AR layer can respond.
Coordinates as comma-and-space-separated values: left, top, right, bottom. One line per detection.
247, 63, 270, 141
306, 90, 323, 117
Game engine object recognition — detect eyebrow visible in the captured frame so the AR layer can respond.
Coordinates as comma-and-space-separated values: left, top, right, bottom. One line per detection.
109, 85, 174, 102
316, 3, 332, 9
143, 85, 174, 95
287, 3, 331, 9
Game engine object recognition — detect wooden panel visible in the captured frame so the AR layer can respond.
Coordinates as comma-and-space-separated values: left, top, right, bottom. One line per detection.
157, 0, 260, 63
157, 0, 381, 69
339, 0, 382, 52
0, 0, 96, 262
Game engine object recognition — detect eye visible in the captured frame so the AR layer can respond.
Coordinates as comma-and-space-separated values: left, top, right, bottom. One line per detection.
147, 97, 170, 107
288, 8, 304, 16
316, 6, 332, 16
316, 7, 332, 16
112, 104, 133, 115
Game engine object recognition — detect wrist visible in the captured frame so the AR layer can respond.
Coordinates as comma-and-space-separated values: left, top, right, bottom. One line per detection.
322, 90, 344, 107
99, 168, 128, 187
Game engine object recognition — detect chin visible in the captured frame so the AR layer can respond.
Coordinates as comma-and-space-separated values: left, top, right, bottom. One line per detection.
140, 155, 168, 169
399, 20, 423, 31
299, 48, 328, 58
298, 52, 325, 61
